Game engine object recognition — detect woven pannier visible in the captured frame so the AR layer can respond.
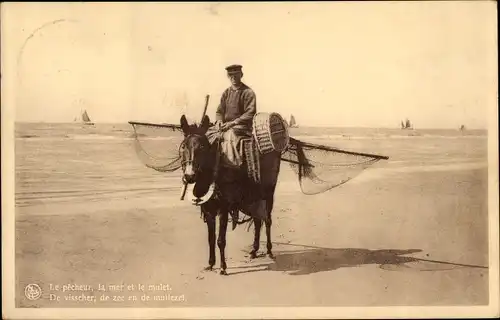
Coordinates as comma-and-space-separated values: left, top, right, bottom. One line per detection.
252, 112, 290, 154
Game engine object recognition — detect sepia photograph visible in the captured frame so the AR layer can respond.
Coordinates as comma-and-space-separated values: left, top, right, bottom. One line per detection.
2, 1, 499, 319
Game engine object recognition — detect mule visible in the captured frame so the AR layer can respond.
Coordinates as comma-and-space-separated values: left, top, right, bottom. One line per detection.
179, 114, 282, 275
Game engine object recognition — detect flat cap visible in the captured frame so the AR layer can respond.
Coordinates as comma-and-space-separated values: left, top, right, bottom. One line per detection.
225, 64, 243, 74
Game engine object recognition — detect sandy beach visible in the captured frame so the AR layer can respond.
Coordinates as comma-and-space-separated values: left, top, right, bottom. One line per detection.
14, 123, 489, 308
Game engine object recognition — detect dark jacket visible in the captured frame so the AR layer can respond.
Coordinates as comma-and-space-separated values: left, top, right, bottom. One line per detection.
215, 83, 256, 129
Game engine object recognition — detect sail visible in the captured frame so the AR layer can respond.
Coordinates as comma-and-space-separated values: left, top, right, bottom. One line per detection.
82, 110, 91, 123
289, 115, 297, 127
405, 119, 411, 129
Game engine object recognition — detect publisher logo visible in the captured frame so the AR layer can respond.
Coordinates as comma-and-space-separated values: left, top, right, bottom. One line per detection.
25, 284, 42, 301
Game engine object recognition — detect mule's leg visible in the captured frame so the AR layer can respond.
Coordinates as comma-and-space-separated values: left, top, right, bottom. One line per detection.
205, 211, 216, 271
250, 218, 262, 259
217, 209, 229, 275
265, 198, 274, 259
265, 217, 274, 259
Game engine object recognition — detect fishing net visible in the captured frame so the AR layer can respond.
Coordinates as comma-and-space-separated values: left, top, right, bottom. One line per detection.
129, 121, 184, 172
281, 137, 388, 195
129, 122, 389, 194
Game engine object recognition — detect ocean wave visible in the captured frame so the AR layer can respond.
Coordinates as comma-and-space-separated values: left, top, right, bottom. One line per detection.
16, 135, 133, 141
135, 136, 180, 141
69, 134, 124, 140
68, 134, 179, 141
15, 134, 183, 142
18, 134, 40, 139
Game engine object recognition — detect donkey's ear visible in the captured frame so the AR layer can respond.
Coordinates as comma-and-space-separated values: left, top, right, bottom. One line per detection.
180, 115, 189, 135
199, 115, 210, 134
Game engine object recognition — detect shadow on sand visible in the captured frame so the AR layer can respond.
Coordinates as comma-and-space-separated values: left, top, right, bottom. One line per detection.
228, 242, 488, 276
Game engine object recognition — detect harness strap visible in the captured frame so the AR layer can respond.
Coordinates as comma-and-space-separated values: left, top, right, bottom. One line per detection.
212, 133, 222, 182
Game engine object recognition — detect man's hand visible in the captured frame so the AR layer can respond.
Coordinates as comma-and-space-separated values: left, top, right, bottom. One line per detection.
220, 120, 237, 132
214, 120, 223, 130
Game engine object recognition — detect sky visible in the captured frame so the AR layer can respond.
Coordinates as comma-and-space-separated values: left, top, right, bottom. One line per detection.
3, 1, 497, 128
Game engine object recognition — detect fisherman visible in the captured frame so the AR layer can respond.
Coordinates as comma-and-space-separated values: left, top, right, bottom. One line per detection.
210, 64, 257, 168
207, 64, 257, 228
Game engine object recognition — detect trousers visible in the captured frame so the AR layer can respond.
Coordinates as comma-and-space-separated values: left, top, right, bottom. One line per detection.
206, 125, 252, 168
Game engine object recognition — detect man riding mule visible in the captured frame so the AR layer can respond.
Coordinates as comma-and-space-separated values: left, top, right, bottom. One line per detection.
179, 113, 282, 274
177, 64, 290, 274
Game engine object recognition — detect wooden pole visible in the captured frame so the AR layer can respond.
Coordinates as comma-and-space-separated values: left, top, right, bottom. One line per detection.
180, 179, 188, 200
201, 94, 210, 122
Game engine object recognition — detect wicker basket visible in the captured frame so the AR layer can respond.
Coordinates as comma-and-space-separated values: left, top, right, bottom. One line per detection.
252, 112, 290, 154
242, 138, 260, 183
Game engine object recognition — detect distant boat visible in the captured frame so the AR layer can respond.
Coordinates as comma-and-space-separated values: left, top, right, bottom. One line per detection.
76, 109, 95, 126
401, 118, 413, 130
289, 114, 298, 128
459, 124, 466, 131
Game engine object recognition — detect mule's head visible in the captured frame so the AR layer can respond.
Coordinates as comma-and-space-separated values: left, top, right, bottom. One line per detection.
179, 115, 212, 184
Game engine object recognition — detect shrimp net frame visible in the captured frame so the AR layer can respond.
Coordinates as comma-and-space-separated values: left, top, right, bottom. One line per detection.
129, 121, 389, 195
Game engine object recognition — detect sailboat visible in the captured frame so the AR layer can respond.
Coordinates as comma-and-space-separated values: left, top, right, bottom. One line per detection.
289, 114, 298, 128
77, 109, 95, 126
401, 118, 413, 130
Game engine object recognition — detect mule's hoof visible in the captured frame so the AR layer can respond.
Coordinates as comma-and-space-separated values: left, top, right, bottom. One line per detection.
220, 269, 228, 275
250, 252, 257, 259
204, 266, 213, 271
267, 252, 275, 260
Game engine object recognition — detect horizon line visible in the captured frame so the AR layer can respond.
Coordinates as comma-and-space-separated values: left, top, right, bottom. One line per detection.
13, 121, 489, 131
